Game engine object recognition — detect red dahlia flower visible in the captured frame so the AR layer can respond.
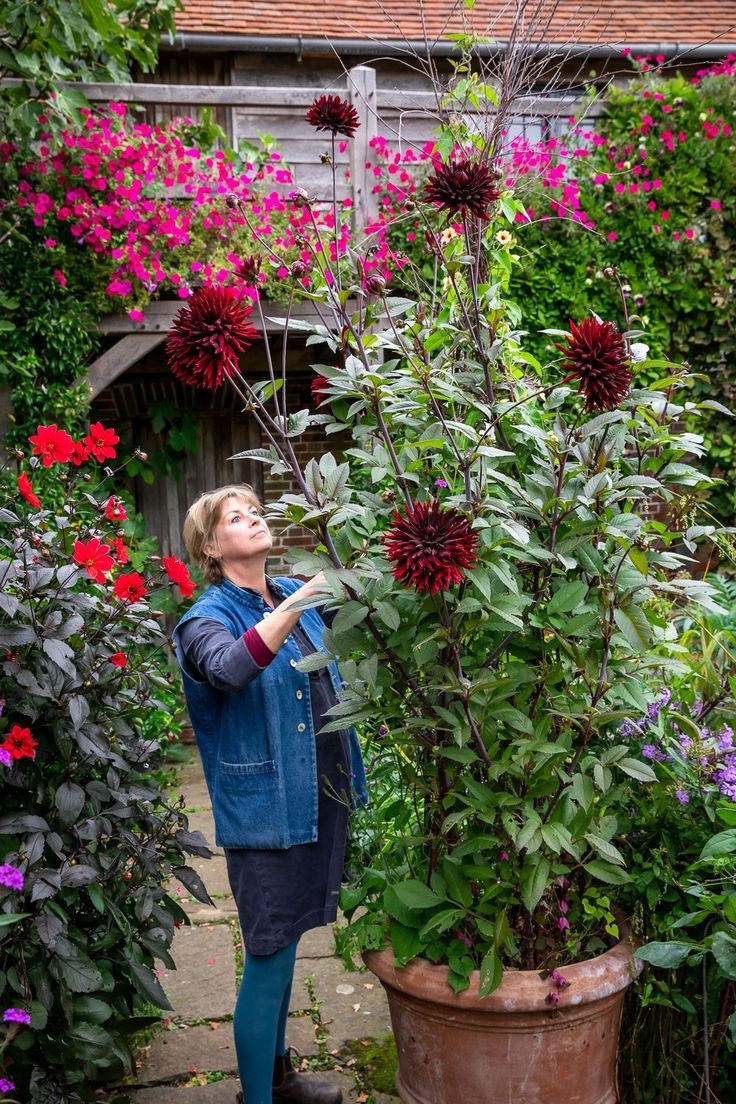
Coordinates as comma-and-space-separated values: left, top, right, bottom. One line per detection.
163, 554, 196, 598
382, 499, 479, 595
166, 286, 258, 390
424, 159, 501, 220
84, 421, 119, 462
311, 375, 330, 404
29, 424, 74, 467
556, 318, 633, 412
113, 572, 147, 603
103, 496, 127, 522
17, 472, 40, 508
234, 254, 262, 283
73, 537, 115, 583
69, 440, 90, 466
112, 536, 128, 564
109, 652, 127, 668
2, 725, 37, 760
306, 95, 360, 139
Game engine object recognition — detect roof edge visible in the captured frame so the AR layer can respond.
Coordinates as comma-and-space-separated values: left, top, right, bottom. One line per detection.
163, 32, 736, 61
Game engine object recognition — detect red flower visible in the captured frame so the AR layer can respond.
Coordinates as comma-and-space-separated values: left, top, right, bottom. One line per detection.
424, 159, 501, 220
234, 254, 262, 283
109, 652, 127, 668
305, 95, 360, 139
69, 440, 90, 466
311, 375, 330, 404
166, 286, 259, 390
73, 538, 115, 583
28, 424, 74, 467
84, 422, 119, 463
112, 536, 128, 564
113, 572, 147, 603
2, 725, 37, 760
163, 555, 196, 598
103, 496, 127, 522
556, 318, 633, 412
382, 499, 479, 594
17, 472, 41, 509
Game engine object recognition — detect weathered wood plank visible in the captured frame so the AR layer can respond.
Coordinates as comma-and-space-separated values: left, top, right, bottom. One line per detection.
96, 299, 337, 335
349, 65, 379, 232
85, 334, 167, 398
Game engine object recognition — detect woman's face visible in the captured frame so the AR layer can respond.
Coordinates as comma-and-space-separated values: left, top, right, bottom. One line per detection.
206, 496, 273, 569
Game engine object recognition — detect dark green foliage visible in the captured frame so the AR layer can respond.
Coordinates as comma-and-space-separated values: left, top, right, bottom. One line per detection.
0, 458, 209, 1103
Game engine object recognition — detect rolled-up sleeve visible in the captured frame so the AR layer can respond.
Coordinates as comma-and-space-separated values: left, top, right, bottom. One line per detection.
178, 618, 266, 692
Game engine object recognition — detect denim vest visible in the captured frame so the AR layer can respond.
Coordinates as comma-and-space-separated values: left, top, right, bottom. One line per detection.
173, 577, 367, 849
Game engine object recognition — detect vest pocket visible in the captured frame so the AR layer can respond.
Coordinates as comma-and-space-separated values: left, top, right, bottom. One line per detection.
218, 758, 276, 783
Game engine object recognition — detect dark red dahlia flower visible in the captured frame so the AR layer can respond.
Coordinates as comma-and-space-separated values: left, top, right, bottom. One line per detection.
424, 159, 501, 220
556, 318, 633, 412
382, 499, 479, 595
166, 286, 259, 390
234, 254, 262, 283
306, 95, 360, 139
311, 375, 330, 404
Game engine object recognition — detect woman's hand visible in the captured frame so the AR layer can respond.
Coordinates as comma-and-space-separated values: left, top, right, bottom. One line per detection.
253, 572, 329, 655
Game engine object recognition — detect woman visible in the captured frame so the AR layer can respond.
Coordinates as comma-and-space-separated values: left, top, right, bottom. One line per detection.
172, 483, 367, 1104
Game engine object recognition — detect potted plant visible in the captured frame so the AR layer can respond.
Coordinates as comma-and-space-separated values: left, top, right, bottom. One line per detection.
162, 59, 729, 1103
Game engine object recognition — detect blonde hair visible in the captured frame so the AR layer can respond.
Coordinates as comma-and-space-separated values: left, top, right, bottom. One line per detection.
183, 484, 262, 585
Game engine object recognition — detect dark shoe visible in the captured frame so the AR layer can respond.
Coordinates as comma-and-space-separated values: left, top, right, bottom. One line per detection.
234, 1052, 343, 1104
272, 1051, 343, 1104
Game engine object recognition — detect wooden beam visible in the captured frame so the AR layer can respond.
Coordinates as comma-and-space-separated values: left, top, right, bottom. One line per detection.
96, 299, 331, 336
85, 333, 167, 399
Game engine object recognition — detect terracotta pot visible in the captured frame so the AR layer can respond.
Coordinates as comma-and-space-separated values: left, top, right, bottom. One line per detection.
363, 930, 642, 1104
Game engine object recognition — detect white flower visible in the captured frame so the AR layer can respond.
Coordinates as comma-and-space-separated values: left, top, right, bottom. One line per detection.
495, 230, 513, 246
630, 342, 650, 363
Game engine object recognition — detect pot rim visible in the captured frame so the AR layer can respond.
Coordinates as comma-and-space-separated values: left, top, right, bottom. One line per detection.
363, 920, 643, 1012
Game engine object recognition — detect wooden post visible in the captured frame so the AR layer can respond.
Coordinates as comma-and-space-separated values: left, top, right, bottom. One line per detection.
347, 65, 378, 235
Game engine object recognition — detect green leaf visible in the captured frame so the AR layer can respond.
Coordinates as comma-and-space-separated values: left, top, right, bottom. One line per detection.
547, 580, 588, 615
55, 781, 85, 824
478, 947, 503, 996
628, 547, 649, 576
584, 860, 631, 886
390, 920, 425, 965
617, 758, 657, 783
711, 932, 736, 980
613, 604, 651, 651
699, 830, 736, 861
635, 942, 692, 968
50, 949, 102, 994
520, 856, 550, 913
332, 601, 369, 634
392, 881, 444, 910
294, 651, 334, 673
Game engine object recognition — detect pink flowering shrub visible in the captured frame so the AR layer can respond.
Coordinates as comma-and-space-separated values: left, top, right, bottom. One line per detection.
10, 103, 357, 316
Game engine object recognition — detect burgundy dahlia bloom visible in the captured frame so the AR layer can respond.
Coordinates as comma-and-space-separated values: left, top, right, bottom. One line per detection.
306, 95, 360, 139
424, 159, 501, 220
166, 286, 258, 390
311, 375, 330, 404
556, 318, 633, 412
382, 499, 479, 595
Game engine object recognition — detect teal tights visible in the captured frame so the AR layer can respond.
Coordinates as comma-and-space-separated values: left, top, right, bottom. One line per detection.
233, 939, 298, 1104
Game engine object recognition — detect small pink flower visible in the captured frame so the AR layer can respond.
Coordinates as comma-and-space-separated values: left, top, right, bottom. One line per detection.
607, 232, 617, 241
44, 238, 57, 248
53, 268, 66, 287
711, 200, 722, 209
128, 308, 144, 322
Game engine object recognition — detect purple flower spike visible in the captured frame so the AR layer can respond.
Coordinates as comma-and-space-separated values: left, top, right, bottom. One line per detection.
675, 789, 690, 805
3, 1007, 31, 1024
0, 748, 11, 768
0, 864, 24, 891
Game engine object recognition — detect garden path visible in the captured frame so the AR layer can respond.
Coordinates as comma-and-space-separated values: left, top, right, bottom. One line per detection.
117, 757, 399, 1104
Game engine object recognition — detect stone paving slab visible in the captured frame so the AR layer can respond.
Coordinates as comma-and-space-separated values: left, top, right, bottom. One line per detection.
126, 1078, 239, 1103
163, 924, 236, 1022
136, 1023, 238, 1085
290, 957, 393, 1048
297, 924, 337, 958
284, 1012, 320, 1057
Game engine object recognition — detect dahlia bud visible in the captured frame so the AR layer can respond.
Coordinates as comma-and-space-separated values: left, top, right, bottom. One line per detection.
364, 273, 386, 295
320, 152, 332, 165
14, 449, 24, 460
291, 188, 311, 207
225, 193, 239, 209
602, 267, 617, 279
135, 448, 148, 461
82, 473, 92, 482
290, 260, 310, 279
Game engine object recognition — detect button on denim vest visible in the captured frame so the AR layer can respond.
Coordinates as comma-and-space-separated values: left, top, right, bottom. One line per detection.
173, 576, 367, 849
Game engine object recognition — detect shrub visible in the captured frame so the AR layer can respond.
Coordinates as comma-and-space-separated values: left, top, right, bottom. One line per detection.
0, 427, 209, 1104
